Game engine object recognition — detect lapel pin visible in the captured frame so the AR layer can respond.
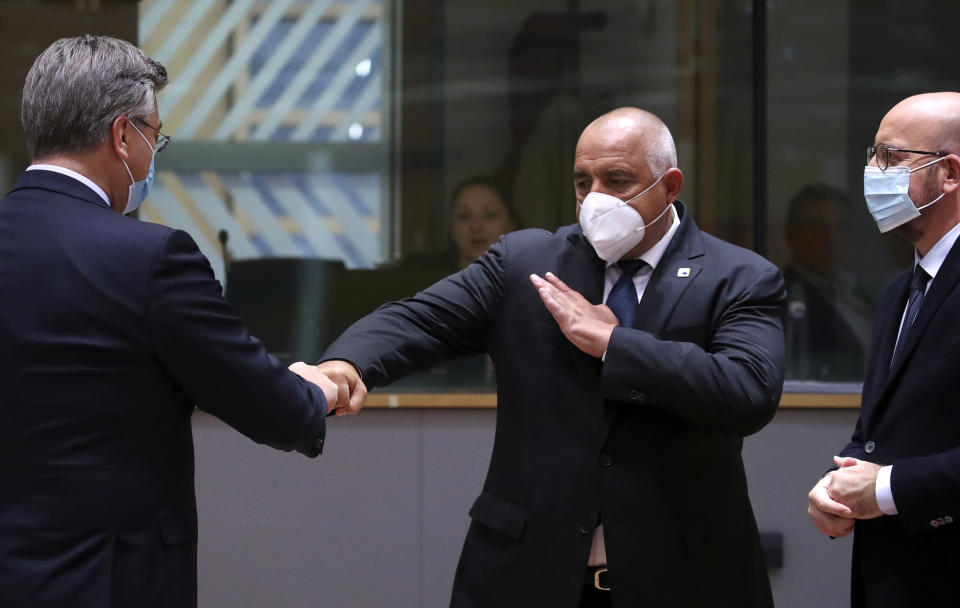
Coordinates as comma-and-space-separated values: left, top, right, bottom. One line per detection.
677, 267, 691, 278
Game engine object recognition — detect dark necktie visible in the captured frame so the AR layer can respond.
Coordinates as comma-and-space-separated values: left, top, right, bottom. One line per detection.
891, 264, 931, 367
606, 259, 647, 328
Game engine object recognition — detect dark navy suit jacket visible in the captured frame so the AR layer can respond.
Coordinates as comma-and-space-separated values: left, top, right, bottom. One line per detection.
324, 202, 785, 607
0, 170, 328, 607
839, 235, 960, 607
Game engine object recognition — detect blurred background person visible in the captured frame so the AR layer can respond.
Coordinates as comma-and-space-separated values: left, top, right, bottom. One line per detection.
401, 175, 520, 273
782, 184, 875, 381
450, 176, 520, 269
387, 175, 520, 387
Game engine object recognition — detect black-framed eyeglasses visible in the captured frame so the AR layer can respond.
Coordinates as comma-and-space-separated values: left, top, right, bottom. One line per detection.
866, 143, 945, 171
132, 117, 171, 153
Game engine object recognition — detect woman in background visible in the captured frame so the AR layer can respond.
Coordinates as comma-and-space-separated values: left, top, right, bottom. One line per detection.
449, 176, 519, 269
389, 176, 520, 386
400, 175, 520, 273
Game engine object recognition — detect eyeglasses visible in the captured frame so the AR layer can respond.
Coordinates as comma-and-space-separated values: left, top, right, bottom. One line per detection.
133, 117, 171, 153
866, 143, 945, 172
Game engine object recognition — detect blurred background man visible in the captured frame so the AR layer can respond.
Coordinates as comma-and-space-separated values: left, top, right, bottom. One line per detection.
782, 184, 874, 381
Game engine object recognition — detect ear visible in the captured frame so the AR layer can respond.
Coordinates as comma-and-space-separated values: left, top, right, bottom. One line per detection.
110, 115, 132, 161
942, 154, 960, 195
663, 167, 684, 202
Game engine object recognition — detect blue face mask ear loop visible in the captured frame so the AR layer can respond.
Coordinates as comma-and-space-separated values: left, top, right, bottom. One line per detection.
120, 121, 157, 214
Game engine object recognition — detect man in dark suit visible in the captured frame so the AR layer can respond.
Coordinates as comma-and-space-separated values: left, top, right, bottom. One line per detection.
319, 107, 786, 607
0, 36, 350, 608
782, 184, 874, 381
807, 92, 960, 607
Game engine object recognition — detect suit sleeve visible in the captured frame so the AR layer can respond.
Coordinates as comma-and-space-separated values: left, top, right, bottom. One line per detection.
148, 230, 327, 457
838, 417, 866, 460
321, 238, 505, 387
888, 449, 960, 535
600, 264, 785, 436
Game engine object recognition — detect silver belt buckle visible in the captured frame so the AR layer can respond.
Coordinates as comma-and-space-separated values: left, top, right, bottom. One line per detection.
593, 567, 610, 591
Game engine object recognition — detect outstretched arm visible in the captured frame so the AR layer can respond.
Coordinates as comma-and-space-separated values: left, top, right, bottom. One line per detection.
150, 230, 328, 457
322, 238, 506, 387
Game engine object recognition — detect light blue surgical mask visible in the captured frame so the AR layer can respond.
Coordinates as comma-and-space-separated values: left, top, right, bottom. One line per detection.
119, 122, 156, 215
863, 156, 947, 233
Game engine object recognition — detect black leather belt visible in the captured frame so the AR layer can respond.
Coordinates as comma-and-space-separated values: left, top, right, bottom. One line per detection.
585, 567, 610, 591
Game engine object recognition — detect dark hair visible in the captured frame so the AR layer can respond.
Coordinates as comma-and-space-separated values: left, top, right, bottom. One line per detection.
450, 175, 523, 227
21, 35, 168, 159
786, 183, 852, 227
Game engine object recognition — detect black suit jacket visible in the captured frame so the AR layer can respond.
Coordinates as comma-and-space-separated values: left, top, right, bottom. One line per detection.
839, 235, 960, 607
783, 265, 871, 381
324, 202, 785, 607
0, 170, 328, 608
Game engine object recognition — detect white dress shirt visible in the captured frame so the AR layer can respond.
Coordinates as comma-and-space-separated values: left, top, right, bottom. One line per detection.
875, 218, 960, 515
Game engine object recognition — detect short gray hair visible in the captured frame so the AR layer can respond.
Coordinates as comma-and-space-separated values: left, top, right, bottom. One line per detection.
21, 35, 168, 159
641, 115, 677, 175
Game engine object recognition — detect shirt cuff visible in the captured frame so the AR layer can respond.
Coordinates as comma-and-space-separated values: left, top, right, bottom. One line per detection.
875, 465, 898, 515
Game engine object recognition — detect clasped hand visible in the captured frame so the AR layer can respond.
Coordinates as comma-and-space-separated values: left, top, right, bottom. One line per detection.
288, 360, 367, 416
807, 456, 884, 538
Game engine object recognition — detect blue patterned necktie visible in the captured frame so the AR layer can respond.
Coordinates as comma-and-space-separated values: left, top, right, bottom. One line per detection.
606, 259, 647, 328
891, 264, 931, 368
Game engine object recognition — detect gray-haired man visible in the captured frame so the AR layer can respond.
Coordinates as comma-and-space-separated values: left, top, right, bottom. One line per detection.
0, 35, 347, 608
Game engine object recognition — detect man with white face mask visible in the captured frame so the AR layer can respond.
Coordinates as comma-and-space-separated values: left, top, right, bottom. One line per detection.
320, 107, 786, 607
807, 92, 960, 607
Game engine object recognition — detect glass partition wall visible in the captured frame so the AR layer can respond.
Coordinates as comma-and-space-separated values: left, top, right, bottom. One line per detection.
2, 0, 956, 391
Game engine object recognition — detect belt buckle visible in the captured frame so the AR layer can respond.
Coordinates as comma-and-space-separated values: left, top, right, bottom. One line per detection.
593, 567, 610, 591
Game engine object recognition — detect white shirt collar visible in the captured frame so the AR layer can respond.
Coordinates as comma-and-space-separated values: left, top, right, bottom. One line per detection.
27, 164, 111, 208
605, 203, 681, 270
916, 218, 960, 279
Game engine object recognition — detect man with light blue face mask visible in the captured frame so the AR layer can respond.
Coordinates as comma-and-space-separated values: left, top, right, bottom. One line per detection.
807, 92, 960, 608
119, 116, 167, 214
0, 35, 346, 608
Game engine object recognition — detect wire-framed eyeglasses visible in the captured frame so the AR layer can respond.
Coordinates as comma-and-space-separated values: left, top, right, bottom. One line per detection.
866, 143, 945, 171
133, 117, 171, 153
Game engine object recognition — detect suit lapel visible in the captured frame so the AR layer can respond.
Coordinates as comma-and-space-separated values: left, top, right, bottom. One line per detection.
562, 231, 606, 305
632, 210, 704, 334
883, 240, 960, 391
602, 202, 704, 438
560, 229, 610, 442
860, 270, 909, 417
